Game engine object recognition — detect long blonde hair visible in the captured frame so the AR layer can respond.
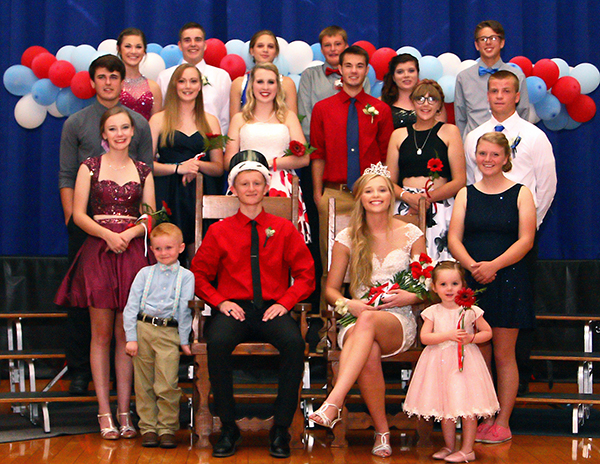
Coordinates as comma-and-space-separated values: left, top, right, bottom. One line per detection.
160, 63, 212, 147
242, 62, 287, 123
348, 173, 396, 296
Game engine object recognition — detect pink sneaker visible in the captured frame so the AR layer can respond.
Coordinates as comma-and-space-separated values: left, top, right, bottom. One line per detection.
479, 424, 512, 444
475, 422, 492, 442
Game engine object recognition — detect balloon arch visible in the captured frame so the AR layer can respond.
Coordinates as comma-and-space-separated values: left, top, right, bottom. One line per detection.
3, 37, 598, 131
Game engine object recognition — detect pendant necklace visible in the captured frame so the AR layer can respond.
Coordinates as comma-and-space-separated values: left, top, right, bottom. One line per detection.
414, 125, 434, 156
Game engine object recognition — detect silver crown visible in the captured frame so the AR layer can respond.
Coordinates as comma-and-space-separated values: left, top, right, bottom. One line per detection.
363, 162, 391, 178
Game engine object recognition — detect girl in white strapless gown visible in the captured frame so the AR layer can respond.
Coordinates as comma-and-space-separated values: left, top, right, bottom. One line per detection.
225, 63, 311, 242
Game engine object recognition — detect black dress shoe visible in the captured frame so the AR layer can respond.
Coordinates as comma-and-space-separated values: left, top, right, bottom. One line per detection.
212, 425, 241, 457
69, 374, 90, 395
269, 426, 291, 458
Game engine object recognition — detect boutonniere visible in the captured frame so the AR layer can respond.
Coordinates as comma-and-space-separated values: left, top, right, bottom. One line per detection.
264, 227, 275, 247
201, 75, 211, 86
510, 135, 521, 158
363, 104, 379, 123
334, 78, 343, 90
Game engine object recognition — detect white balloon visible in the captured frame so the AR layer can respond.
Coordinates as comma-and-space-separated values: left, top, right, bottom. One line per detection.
46, 101, 65, 118
226, 39, 246, 57
140, 52, 166, 81
288, 73, 301, 90
97, 39, 118, 55
56, 45, 76, 62
285, 41, 313, 75
71, 44, 97, 72
276, 37, 289, 54
571, 63, 600, 94
437, 53, 462, 77
551, 58, 570, 79
396, 46, 422, 60
15, 94, 47, 129
457, 59, 477, 74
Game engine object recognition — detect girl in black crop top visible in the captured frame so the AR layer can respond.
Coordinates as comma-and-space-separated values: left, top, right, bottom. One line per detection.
385, 80, 466, 260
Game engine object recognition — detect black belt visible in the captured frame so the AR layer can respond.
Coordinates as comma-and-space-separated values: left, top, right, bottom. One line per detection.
138, 313, 178, 327
323, 181, 352, 192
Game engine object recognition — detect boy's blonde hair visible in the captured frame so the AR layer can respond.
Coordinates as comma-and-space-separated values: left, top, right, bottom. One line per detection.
150, 222, 184, 244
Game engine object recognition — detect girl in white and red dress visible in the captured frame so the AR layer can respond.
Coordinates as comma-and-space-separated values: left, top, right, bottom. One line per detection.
225, 62, 310, 242
55, 107, 156, 440
403, 261, 499, 463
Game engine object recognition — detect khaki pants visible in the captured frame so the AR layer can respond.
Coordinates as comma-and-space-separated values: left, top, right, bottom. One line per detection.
133, 321, 181, 436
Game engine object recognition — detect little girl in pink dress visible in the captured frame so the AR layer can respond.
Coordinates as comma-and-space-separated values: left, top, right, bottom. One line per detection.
404, 261, 499, 463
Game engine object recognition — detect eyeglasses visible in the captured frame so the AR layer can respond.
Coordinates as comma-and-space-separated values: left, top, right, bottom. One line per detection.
476, 35, 502, 44
414, 96, 439, 105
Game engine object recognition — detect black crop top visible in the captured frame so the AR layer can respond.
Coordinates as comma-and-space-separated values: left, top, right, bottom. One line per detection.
397, 122, 452, 181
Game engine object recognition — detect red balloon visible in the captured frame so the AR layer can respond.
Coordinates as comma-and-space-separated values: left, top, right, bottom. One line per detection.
371, 48, 397, 81
219, 54, 246, 81
71, 71, 96, 99
551, 76, 581, 104
31, 52, 57, 79
532, 59, 560, 89
48, 60, 76, 88
444, 103, 455, 125
566, 94, 596, 123
509, 56, 533, 77
353, 40, 377, 59
204, 38, 227, 67
21, 45, 49, 68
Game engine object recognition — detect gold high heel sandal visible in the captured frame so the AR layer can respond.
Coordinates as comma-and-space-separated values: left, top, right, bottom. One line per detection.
117, 412, 137, 439
97, 413, 120, 440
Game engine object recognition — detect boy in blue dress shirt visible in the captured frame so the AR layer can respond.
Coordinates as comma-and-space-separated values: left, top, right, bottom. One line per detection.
124, 223, 194, 449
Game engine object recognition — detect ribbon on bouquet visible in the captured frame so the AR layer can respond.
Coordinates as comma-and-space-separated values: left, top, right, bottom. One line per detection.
424, 179, 438, 215
366, 282, 400, 306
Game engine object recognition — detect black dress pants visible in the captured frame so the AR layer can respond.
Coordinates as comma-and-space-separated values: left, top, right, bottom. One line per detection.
206, 300, 305, 427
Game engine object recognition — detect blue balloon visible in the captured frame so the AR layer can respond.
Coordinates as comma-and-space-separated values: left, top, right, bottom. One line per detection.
526, 76, 547, 105
160, 45, 183, 68
564, 116, 581, 130
274, 55, 290, 76
226, 39, 246, 57
288, 73, 301, 90
535, 93, 561, 120
371, 81, 384, 99
241, 42, 253, 70
438, 75, 456, 103
419, 56, 443, 81
147, 43, 163, 55
71, 44, 97, 72
542, 105, 569, 131
367, 64, 376, 88
507, 62, 522, 73
31, 78, 60, 106
3, 65, 38, 96
56, 88, 90, 116
310, 43, 325, 62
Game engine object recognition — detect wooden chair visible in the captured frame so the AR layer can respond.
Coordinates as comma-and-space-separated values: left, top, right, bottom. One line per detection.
189, 174, 311, 449
320, 196, 433, 447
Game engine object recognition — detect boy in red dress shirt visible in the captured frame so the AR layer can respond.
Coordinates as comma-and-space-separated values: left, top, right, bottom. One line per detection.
191, 150, 315, 458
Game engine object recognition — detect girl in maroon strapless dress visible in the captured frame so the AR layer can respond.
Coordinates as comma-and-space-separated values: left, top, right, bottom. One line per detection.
117, 28, 162, 120
55, 107, 156, 440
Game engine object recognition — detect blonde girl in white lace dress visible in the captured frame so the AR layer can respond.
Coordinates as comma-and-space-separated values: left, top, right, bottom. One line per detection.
308, 167, 426, 458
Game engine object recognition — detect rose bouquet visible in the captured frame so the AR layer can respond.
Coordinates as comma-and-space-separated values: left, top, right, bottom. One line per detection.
335, 253, 435, 327
194, 133, 232, 161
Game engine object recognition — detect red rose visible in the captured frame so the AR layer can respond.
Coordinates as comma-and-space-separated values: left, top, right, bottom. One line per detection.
288, 140, 305, 157
455, 288, 476, 308
421, 265, 434, 278
410, 262, 423, 279
162, 201, 172, 216
206, 133, 219, 139
419, 253, 432, 264
427, 158, 443, 172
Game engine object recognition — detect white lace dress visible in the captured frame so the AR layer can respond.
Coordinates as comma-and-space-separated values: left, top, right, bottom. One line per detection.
235, 122, 311, 242
335, 223, 422, 357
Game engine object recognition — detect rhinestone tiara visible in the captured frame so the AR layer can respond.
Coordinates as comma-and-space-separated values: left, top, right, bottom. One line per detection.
363, 162, 391, 178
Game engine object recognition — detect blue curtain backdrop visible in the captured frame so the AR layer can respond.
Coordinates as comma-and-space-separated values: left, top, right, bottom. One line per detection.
0, 0, 598, 259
